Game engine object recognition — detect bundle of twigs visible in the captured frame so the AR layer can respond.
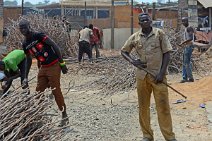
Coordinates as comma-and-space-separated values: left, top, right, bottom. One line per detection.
67, 56, 136, 96
66, 44, 212, 96
0, 89, 64, 141
4, 14, 79, 57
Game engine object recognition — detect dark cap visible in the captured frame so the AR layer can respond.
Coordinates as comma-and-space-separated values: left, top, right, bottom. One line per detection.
19, 19, 30, 27
182, 17, 188, 21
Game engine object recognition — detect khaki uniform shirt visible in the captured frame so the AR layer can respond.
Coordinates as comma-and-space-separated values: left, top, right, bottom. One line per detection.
121, 27, 172, 80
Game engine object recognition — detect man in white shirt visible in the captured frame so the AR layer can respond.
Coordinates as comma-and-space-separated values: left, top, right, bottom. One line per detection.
78, 26, 93, 62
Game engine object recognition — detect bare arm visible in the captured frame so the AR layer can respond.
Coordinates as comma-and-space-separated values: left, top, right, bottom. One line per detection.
121, 50, 147, 68
121, 50, 134, 63
8, 70, 21, 80
160, 51, 170, 77
179, 39, 193, 46
24, 54, 32, 79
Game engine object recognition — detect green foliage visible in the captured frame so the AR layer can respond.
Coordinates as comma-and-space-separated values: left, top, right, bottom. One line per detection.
4, 0, 18, 6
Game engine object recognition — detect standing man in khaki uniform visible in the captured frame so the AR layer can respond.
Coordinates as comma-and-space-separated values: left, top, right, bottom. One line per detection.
121, 13, 177, 141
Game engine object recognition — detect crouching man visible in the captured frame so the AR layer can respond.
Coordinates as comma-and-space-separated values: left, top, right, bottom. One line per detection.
0, 49, 31, 94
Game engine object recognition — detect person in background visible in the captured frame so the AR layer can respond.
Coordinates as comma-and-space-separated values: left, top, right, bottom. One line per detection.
179, 17, 194, 83
99, 29, 104, 49
62, 16, 72, 38
88, 24, 101, 58
0, 49, 30, 94
121, 13, 177, 141
19, 20, 69, 126
78, 26, 93, 62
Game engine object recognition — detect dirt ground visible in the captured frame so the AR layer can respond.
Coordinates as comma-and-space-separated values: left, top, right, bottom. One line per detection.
60, 72, 212, 141
8, 54, 212, 141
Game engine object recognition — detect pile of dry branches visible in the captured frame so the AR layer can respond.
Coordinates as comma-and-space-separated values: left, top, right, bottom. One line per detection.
67, 56, 136, 96
4, 14, 79, 57
0, 89, 64, 141
66, 44, 212, 96
164, 27, 212, 74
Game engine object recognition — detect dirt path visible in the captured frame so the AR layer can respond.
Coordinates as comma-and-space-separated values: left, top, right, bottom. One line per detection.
17, 62, 212, 141
56, 70, 212, 141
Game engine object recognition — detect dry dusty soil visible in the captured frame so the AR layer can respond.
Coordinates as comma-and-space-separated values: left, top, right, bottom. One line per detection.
8, 59, 212, 141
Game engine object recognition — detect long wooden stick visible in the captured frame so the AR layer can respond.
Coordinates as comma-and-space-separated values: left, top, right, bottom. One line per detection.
134, 64, 187, 99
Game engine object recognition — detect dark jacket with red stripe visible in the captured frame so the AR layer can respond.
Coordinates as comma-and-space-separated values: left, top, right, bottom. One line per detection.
22, 32, 58, 67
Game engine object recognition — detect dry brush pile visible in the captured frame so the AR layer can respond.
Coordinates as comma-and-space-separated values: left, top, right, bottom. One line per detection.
4, 14, 79, 57
66, 35, 212, 96
0, 89, 66, 141
164, 27, 212, 74
66, 55, 136, 96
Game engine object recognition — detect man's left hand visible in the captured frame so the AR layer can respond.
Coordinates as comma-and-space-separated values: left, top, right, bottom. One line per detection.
61, 65, 68, 74
1, 84, 7, 90
155, 73, 164, 83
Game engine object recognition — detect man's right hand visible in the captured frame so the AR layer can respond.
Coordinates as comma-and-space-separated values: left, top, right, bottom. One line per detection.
131, 59, 147, 68
1, 79, 11, 90
61, 65, 68, 74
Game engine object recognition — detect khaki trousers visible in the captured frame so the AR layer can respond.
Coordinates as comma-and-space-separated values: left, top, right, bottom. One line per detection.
136, 74, 175, 141
36, 62, 66, 111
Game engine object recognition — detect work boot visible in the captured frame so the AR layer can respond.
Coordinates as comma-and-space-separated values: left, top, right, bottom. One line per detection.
180, 79, 187, 83
142, 137, 153, 141
187, 78, 194, 82
58, 112, 69, 127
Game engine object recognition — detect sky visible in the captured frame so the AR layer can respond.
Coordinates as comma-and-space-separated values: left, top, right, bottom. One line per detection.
13, 0, 148, 5
12, 0, 178, 5
14, 0, 59, 5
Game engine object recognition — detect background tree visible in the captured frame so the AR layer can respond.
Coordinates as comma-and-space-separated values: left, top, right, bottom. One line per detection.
24, 1, 33, 7
44, 0, 50, 4
4, 0, 18, 6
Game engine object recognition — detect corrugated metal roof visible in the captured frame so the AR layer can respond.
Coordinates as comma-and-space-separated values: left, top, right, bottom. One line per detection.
198, 0, 212, 8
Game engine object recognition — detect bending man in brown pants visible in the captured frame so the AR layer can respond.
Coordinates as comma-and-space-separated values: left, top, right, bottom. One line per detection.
19, 20, 69, 126
121, 13, 177, 141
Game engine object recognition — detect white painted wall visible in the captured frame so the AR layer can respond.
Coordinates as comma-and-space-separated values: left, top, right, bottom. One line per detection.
102, 28, 140, 49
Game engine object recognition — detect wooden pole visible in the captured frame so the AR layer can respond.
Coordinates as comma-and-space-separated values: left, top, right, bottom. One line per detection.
0, 0, 3, 43
111, 0, 114, 49
209, 8, 212, 29
84, 1, 87, 26
131, 0, 133, 35
152, 2, 156, 20
21, 0, 24, 15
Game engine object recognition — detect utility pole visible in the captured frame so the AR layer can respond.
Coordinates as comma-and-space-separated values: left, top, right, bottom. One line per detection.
130, 0, 133, 35
0, 0, 3, 43
209, 8, 212, 29
21, 0, 24, 15
84, 1, 87, 26
111, 0, 115, 49
152, 2, 156, 20
61, 0, 64, 17
188, 0, 198, 27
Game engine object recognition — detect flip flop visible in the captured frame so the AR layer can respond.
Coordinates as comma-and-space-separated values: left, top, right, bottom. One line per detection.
199, 103, 206, 108
173, 99, 186, 104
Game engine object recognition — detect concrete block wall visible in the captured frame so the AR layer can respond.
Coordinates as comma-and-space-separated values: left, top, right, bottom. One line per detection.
102, 28, 139, 49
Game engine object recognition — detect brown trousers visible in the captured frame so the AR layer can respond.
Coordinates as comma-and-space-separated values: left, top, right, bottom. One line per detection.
136, 74, 175, 141
36, 62, 66, 111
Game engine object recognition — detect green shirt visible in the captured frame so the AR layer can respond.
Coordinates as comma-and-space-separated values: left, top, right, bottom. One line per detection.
3, 50, 26, 72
